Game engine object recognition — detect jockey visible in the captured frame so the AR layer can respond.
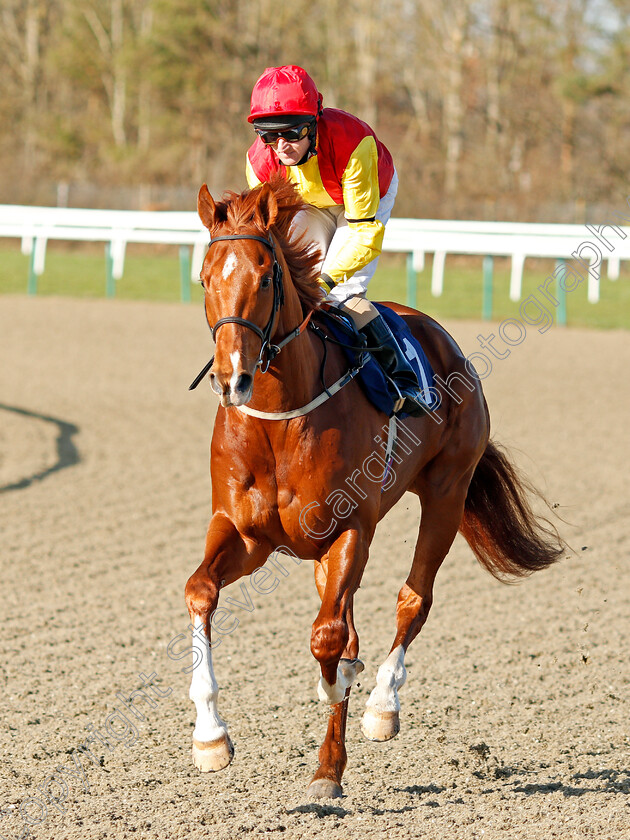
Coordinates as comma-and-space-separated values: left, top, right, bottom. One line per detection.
245, 65, 428, 416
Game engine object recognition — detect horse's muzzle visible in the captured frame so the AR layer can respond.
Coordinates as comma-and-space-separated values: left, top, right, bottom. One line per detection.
210, 369, 254, 408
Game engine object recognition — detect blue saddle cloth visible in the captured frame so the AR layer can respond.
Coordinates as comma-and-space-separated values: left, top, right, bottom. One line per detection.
314, 303, 438, 418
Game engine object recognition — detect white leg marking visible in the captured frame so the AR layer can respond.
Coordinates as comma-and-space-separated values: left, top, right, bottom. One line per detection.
365, 645, 407, 713
317, 658, 364, 705
189, 615, 229, 742
222, 252, 237, 280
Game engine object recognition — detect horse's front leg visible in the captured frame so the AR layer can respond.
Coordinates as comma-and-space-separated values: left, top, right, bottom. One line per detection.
307, 533, 367, 799
185, 512, 267, 772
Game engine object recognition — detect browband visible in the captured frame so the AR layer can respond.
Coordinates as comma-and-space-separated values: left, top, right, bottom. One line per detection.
208, 234, 274, 249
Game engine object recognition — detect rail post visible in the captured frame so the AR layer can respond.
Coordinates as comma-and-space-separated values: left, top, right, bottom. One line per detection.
179, 245, 192, 303
482, 255, 494, 320
555, 258, 567, 326
405, 252, 416, 308
27, 238, 38, 295
105, 243, 115, 297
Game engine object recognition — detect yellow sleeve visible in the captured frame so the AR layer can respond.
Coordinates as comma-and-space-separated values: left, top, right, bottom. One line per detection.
324, 135, 385, 285
246, 154, 262, 189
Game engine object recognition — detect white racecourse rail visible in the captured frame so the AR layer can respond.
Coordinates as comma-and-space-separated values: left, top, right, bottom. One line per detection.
1, 204, 628, 310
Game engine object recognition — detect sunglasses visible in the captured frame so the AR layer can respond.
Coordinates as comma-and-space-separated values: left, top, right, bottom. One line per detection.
255, 123, 312, 146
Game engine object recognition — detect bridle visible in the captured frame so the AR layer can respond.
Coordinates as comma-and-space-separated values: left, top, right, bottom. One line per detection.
207, 234, 284, 372
189, 229, 369, 419
189, 232, 312, 390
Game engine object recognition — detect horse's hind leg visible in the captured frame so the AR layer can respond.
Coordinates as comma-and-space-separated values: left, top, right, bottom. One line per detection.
362, 477, 471, 741
185, 513, 268, 772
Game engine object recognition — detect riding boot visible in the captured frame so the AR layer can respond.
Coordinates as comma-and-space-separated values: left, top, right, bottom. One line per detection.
360, 315, 429, 416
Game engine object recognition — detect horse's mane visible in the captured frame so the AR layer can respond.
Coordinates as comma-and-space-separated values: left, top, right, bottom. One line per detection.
212, 175, 323, 313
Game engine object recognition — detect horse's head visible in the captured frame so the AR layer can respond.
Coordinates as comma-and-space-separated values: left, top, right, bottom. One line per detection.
197, 179, 322, 407
197, 182, 284, 406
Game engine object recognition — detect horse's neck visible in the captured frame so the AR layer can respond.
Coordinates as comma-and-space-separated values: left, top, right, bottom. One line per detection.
248, 290, 323, 413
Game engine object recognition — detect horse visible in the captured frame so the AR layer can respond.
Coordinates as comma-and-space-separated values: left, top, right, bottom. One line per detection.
185, 176, 565, 800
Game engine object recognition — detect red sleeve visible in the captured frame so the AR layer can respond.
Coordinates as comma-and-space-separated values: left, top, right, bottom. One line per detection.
246, 139, 285, 184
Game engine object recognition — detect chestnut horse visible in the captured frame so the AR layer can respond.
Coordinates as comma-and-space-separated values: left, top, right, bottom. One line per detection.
185, 177, 564, 799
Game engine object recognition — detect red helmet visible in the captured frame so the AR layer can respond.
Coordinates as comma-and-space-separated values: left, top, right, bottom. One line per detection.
248, 65, 322, 125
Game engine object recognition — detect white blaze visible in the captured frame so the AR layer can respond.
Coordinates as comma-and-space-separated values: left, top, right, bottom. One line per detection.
222, 252, 237, 280
229, 350, 241, 395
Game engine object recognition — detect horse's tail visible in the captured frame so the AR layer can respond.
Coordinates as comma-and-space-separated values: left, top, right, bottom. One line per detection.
459, 440, 566, 581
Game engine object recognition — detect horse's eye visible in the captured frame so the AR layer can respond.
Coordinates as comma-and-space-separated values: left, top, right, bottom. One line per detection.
261, 275, 272, 290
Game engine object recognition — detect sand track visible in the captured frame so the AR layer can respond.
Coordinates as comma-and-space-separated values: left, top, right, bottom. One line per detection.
1, 296, 629, 839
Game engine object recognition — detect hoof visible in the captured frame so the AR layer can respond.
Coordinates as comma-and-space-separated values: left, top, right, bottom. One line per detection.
192, 734, 234, 772
361, 708, 400, 742
306, 778, 344, 800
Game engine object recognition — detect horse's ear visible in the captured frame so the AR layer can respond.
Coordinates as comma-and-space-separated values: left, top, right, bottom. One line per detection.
253, 182, 278, 230
197, 184, 217, 230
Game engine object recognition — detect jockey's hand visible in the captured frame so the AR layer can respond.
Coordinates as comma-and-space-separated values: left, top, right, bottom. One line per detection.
317, 274, 336, 296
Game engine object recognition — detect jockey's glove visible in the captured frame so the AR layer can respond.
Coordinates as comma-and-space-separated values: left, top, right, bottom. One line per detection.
317, 274, 336, 296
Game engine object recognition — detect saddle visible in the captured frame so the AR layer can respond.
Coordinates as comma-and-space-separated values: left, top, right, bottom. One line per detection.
311, 303, 438, 418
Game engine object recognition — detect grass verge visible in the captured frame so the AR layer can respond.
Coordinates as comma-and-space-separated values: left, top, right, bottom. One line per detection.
1, 245, 628, 329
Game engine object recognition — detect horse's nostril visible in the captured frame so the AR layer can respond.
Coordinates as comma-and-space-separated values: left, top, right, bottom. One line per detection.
235, 373, 253, 394
209, 372, 222, 396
